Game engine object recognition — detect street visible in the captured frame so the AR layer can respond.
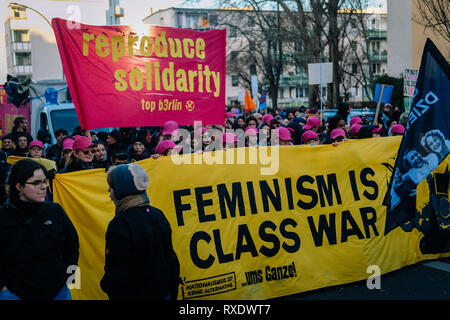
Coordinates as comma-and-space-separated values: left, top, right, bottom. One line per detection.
277, 258, 450, 300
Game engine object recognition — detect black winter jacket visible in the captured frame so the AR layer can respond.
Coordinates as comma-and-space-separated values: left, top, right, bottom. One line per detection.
100, 204, 180, 300
0, 199, 79, 300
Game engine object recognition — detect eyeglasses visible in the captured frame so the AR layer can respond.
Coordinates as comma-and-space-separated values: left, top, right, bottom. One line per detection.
80, 149, 94, 155
25, 179, 49, 187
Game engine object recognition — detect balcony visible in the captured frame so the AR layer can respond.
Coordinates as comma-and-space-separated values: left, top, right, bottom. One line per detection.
370, 52, 387, 62
367, 30, 387, 39
279, 74, 309, 87
12, 42, 31, 52
13, 65, 32, 75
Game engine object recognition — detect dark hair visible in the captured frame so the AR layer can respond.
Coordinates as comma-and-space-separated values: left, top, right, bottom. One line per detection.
246, 116, 258, 126
12, 116, 27, 133
55, 128, 68, 137
8, 159, 48, 200
328, 115, 346, 132
72, 126, 84, 137
2, 134, 14, 142
96, 131, 108, 144
37, 129, 51, 144
13, 116, 26, 127
14, 132, 30, 145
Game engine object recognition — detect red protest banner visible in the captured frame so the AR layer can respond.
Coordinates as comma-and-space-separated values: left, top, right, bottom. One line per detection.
52, 18, 226, 129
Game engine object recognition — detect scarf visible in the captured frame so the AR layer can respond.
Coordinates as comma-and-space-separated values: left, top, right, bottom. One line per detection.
115, 193, 149, 215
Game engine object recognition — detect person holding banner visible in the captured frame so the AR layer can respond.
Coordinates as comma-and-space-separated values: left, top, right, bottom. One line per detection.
0, 159, 79, 300
101, 164, 180, 300
28, 140, 45, 159
58, 136, 97, 173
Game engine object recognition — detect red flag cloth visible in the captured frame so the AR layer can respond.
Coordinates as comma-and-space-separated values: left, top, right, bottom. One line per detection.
52, 18, 226, 129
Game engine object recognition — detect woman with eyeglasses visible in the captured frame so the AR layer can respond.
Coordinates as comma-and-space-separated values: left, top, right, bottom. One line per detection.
58, 136, 97, 174
0, 159, 79, 300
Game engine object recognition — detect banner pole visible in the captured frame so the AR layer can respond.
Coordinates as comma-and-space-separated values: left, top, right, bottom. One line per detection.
374, 84, 385, 125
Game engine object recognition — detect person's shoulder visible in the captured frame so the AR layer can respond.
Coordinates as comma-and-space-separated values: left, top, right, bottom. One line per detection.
41, 201, 67, 217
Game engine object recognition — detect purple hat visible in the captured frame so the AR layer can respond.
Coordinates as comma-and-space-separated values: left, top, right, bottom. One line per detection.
349, 116, 363, 127
62, 138, 74, 151
330, 128, 346, 140
245, 126, 259, 136
155, 140, 182, 155
390, 124, 405, 135
162, 120, 179, 136
301, 130, 318, 143
349, 123, 363, 135
73, 136, 96, 151
370, 126, 383, 135
262, 114, 274, 123
220, 132, 238, 144
275, 127, 293, 141
29, 140, 44, 149
303, 116, 321, 130
226, 112, 235, 119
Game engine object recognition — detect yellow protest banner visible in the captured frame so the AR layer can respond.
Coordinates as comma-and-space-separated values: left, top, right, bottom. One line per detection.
52, 136, 449, 300
7, 155, 57, 172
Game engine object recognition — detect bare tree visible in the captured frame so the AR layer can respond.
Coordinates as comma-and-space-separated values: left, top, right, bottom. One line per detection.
277, 0, 360, 107
414, 0, 450, 43
216, 1, 288, 111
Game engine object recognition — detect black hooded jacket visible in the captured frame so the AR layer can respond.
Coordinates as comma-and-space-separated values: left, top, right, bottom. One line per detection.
0, 199, 79, 300
100, 204, 180, 300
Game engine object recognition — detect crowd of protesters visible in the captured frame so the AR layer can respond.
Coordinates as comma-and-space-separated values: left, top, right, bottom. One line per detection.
0, 102, 408, 202
0, 101, 409, 300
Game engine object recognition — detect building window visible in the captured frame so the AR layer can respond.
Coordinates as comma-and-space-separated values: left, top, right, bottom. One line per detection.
371, 41, 380, 53
372, 63, 380, 74
230, 51, 238, 64
250, 64, 256, 75
14, 52, 31, 66
352, 63, 358, 74
209, 15, 217, 27
351, 41, 357, 53
12, 29, 30, 43
11, 7, 26, 19
192, 15, 199, 28
231, 75, 239, 87
177, 13, 183, 28
290, 87, 295, 98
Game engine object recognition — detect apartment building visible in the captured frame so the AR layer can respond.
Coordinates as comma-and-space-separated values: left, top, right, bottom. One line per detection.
4, 5, 33, 82
143, 6, 387, 108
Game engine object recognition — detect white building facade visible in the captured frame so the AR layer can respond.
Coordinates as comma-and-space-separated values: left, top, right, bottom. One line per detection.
143, 7, 388, 108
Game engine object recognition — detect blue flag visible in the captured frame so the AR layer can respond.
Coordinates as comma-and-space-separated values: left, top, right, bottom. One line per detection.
373, 84, 393, 104
384, 39, 450, 235
259, 88, 268, 110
